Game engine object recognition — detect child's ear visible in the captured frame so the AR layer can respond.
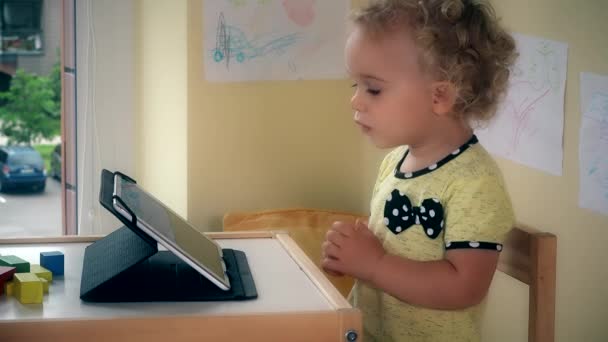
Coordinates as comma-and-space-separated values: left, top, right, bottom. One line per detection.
431, 81, 457, 116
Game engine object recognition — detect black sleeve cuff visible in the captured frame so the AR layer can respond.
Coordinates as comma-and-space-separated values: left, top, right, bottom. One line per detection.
445, 241, 503, 251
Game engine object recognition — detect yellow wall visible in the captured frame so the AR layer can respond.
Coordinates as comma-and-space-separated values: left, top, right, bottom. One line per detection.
474, 1, 608, 340
136, 0, 188, 218
186, 0, 368, 230
136, 0, 607, 340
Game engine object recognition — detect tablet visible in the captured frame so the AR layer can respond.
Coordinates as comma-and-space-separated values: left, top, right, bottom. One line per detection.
112, 172, 231, 291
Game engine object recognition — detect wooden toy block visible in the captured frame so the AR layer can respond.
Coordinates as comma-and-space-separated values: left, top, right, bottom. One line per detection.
0, 266, 16, 281
14, 273, 43, 304
40, 251, 64, 276
30, 264, 52, 282
0, 255, 30, 273
0, 266, 16, 296
5, 280, 14, 296
39, 277, 49, 294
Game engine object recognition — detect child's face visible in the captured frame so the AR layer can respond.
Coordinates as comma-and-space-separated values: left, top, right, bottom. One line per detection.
345, 26, 436, 148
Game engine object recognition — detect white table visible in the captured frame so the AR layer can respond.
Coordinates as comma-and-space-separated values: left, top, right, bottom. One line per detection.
0, 231, 361, 342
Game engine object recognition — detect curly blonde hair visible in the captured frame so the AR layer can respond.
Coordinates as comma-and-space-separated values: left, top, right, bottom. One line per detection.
351, 0, 518, 122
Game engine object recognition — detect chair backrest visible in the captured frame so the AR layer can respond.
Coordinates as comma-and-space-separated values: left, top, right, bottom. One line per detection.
497, 226, 557, 342
222, 208, 361, 298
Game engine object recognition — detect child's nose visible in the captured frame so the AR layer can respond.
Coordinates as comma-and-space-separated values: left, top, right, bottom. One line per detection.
351, 90, 366, 113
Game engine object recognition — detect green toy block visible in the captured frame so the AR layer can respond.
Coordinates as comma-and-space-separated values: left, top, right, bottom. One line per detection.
0, 255, 29, 273
5, 281, 14, 296
30, 264, 52, 282
14, 273, 43, 304
39, 277, 49, 294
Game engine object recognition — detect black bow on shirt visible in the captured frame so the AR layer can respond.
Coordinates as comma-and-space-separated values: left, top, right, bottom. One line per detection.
383, 189, 445, 239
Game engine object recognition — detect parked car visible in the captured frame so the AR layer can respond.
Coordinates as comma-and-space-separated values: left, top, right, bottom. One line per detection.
50, 143, 61, 180
0, 146, 47, 192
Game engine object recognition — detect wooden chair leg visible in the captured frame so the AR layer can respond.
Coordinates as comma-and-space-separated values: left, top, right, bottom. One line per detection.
528, 233, 557, 342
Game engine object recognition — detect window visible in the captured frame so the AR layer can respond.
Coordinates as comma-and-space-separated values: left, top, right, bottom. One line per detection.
0, 0, 137, 237
0, 0, 63, 237
0, 0, 43, 55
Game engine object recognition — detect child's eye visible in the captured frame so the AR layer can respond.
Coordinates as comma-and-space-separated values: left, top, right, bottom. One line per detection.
367, 88, 381, 96
351, 83, 381, 96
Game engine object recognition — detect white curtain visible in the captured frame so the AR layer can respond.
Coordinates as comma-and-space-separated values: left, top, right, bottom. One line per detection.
76, 0, 136, 235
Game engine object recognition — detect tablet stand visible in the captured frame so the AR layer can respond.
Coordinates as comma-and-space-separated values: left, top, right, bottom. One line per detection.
80, 225, 256, 302
79, 169, 257, 302
80, 225, 157, 301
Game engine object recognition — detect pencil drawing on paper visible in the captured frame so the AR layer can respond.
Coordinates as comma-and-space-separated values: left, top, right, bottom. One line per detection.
501, 40, 561, 155
204, 0, 349, 81
211, 12, 301, 69
584, 92, 608, 201
475, 33, 568, 176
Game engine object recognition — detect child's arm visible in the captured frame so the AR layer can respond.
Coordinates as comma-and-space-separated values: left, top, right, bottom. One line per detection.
369, 246, 499, 310
322, 221, 499, 310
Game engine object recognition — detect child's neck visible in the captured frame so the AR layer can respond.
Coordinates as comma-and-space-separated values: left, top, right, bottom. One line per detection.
400, 121, 473, 174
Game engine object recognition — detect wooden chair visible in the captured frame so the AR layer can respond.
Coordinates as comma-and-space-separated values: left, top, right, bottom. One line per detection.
223, 209, 557, 341
223, 208, 361, 297
497, 226, 557, 342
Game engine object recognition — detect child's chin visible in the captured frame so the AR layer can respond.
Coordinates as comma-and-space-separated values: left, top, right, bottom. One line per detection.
367, 136, 397, 149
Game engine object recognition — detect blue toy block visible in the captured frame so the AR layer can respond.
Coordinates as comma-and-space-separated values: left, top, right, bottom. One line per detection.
40, 251, 64, 276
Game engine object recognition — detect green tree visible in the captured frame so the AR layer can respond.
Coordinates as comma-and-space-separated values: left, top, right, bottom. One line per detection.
0, 63, 61, 145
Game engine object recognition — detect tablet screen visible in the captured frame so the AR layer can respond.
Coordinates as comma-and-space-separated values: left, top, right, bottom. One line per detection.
114, 175, 229, 288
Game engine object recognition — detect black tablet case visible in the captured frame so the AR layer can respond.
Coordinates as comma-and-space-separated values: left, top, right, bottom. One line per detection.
79, 169, 257, 302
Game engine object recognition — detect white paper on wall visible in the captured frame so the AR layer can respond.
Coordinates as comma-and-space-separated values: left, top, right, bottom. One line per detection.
203, 0, 350, 82
476, 33, 568, 176
579, 72, 608, 217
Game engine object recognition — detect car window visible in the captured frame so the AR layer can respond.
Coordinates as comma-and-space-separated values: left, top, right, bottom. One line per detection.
7, 152, 44, 166
0, 151, 6, 163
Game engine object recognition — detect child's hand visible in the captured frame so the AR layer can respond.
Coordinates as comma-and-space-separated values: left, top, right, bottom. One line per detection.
321, 219, 386, 282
